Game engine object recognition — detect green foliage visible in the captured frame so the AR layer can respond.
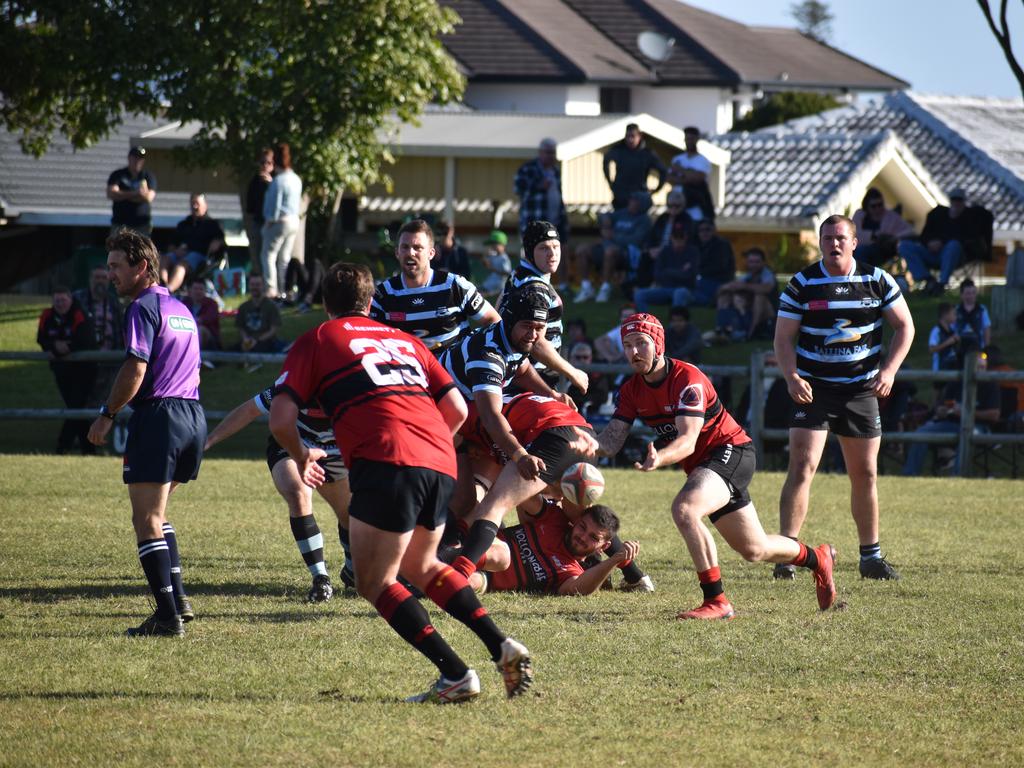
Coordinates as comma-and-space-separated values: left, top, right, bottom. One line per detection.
790, 0, 834, 42
1, 458, 1023, 766
732, 91, 841, 132
0, 1, 464, 196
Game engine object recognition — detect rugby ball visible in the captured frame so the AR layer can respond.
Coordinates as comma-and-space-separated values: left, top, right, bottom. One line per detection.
560, 463, 605, 507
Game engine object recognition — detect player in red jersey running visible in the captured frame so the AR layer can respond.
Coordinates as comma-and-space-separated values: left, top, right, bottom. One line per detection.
268, 262, 532, 703
595, 313, 837, 619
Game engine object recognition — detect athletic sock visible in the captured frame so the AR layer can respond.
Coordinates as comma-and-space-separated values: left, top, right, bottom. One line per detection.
424, 564, 506, 661
290, 515, 327, 578
137, 538, 177, 620
697, 566, 725, 602
374, 582, 468, 681
161, 522, 187, 598
789, 541, 819, 571
337, 523, 352, 571
605, 535, 646, 583
439, 508, 463, 546
460, 520, 500, 568
860, 542, 883, 565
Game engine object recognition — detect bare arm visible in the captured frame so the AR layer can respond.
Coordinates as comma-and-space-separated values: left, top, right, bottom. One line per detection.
596, 419, 630, 458
874, 297, 915, 399
87, 356, 147, 445
773, 314, 812, 404
558, 542, 640, 596
531, 335, 588, 393
437, 388, 468, 436
635, 415, 701, 471
269, 395, 325, 487
474, 302, 501, 327
475, 389, 542, 480
205, 398, 261, 450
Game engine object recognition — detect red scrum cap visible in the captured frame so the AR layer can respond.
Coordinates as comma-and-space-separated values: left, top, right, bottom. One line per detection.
620, 313, 664, 357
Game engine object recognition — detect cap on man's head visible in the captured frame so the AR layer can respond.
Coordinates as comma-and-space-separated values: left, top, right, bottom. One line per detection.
128, 146, 146, 158
522, 220, 560, 262
948, 187, 967, 201
500, 285, 551, 327
485, 230, 508, 246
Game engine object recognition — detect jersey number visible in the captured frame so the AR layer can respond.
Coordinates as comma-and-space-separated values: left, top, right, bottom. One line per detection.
350, 338, 428, 388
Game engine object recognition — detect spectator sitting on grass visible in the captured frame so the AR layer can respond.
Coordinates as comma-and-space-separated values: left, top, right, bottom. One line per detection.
715, 247, 778, 339
691, 219, 735, 307
183, 280, 221, 359
632, 218, 699, 313
665, 306, 701, 364
575, 191, 652, 303
235, 273, 286, 371
705, 290, 752, 345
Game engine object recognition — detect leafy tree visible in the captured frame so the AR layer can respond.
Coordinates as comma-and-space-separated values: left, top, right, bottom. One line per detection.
731, 91, 841, 132
790, 0, 833, 43
977, 0, 1024, 101
1, 1, 464, 200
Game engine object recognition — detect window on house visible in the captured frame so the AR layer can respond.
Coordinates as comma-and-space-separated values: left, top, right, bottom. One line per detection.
599, 87, 631, 114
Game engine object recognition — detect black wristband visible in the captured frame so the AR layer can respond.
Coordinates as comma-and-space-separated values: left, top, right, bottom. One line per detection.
99, 404, 116, 420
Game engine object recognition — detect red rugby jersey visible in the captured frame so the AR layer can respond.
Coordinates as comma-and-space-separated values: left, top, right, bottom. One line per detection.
613, 358, 749, 473
489, 500, 584, 593
277, 313, 457, 477
460, 392, 590, 461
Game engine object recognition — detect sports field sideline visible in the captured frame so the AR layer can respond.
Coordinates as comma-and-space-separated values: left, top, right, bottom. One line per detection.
1, 455, 1021, 767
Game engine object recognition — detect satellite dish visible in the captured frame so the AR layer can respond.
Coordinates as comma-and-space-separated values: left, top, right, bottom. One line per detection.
637, 31, 675, 64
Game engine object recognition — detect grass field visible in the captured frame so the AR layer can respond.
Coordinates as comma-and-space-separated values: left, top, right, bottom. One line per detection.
1, 456, 1022, 767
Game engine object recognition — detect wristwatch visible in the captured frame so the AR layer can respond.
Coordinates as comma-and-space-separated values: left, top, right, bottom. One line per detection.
99, 404, 116, 420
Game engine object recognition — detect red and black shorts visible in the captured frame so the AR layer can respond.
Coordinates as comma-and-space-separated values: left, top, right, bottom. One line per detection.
525, 425, 598, 485
347, 459, 455, 534
690, 441, 757, 523
788, 385, 881, 438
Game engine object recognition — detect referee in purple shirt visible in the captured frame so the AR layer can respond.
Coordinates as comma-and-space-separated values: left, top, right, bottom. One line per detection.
89, 229, 206, 637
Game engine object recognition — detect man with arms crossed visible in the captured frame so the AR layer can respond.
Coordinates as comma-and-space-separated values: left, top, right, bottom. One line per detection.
88, 229, 205, 637
269, 263, 532, 704
773, 215, 914, 581
595, 314, 836, 619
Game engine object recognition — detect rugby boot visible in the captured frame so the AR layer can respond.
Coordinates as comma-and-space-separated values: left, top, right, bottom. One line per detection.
175, 595, 195, 622
860, 557, 901, 581
307, 574, 334, 603
620, 575, 656, 593
677, 597, 736, 621
812, 544, 837, 610
406, 669, 480, 704
339, 564, 356, 590
496, 637, 533, 698
773, 563, 797, 580
125, 612, 185, 638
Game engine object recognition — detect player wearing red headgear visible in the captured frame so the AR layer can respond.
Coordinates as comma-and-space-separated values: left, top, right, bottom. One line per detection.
595, 313, 837, 619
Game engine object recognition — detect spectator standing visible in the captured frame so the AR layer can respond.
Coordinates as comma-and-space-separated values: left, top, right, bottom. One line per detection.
182, 281, 221, 355
106, 147, 156, 237
632, 218, 699, 313
603, 123, 667, 210
927, 303, 960, 380
160, 193, 226, 293
480, 230, 513, 299
74, 265, 123, 405
37, 287, 97, 454
716, 247, 778, 338
953, 279, 991, 362
514, 138, 569, 247
691, 220, 735, 307
236, 273, 286, 370
261, 143, 303, 298
667, 127, 714, 222
244, 148, 274, 266
432, 221, 472, 279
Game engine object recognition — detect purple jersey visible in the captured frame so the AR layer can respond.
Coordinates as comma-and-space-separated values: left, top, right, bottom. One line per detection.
124, 286, 201, 403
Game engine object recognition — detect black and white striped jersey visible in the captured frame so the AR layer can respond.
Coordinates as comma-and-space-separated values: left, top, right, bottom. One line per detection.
498, 261, 563, 353
437, 322, 528, 400
253, 386, 339, 454
778, 260, 903, 390
370, 269, 490, 354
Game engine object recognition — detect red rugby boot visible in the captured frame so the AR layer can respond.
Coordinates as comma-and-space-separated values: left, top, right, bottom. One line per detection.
812, 544, 837, 610
676, 596, 735, 621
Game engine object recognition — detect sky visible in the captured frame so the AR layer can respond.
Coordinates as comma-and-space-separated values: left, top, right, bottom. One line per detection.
681, 0, 1023, 100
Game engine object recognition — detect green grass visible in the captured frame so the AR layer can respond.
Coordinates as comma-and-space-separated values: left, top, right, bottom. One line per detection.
1, 457, 1022, 766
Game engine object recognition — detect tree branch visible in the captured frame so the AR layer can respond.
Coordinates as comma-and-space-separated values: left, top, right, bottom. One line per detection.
977, 0, 1024, 100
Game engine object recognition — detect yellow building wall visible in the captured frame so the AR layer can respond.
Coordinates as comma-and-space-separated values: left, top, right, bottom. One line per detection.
365, 156, 447, 198
145, 150, 239, 194
456, 158, 523, 200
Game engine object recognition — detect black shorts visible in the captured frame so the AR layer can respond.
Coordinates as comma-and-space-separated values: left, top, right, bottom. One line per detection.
347, 459, 455, 534
123, 398, 206, 485
693, 442, 756, 523
265, 437, 348, 482
526, 425, 597, 485
789, 385, 881, 438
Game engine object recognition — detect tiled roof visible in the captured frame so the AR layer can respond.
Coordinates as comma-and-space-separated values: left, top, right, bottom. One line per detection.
0, 115, 242, 227
774, 92, 1024, 233
439, 0, 907, 90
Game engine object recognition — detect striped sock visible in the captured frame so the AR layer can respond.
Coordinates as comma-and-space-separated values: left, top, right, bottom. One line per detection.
424, 564, 506, 661
161, 522, 187, 598
375, 582, 468, 681
860, 542, 883, 564
290, 515, 327, 577
138, 538, 177, 620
